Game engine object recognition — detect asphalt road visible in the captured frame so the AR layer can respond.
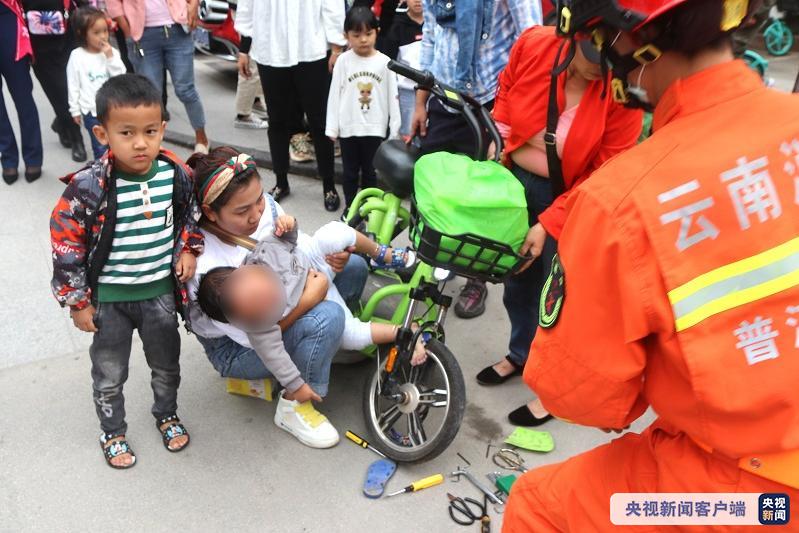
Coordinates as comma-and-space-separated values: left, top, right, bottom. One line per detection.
1, 46, 796, 532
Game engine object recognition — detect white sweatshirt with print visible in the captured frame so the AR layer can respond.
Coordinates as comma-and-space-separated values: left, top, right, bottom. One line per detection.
325, 49, 401, 139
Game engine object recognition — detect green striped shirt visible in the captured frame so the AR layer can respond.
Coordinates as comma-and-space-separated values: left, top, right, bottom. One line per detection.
97, 160, 176, 303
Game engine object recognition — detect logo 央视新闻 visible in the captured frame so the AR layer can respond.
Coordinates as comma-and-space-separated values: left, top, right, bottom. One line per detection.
759, 493, 790, 525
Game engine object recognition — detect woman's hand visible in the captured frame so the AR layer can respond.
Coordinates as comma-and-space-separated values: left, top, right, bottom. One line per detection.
71, 305, 98, 333
325, 247, 354, 273
274, 215, 296, 237
517, 223, 548, 274
73, 116, 82, 125
187, 0, 199, 30
237, 53, 251, 79
289, 383, 322, 403
175, 251, 197, 282
303, 269, 329, 306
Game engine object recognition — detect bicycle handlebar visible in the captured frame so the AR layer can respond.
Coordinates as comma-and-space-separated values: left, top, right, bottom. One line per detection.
388, 60, 503, 162
389, 60, 436, 90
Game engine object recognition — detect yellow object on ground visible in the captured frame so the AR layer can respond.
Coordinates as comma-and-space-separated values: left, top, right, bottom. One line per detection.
225, 377, 274, 401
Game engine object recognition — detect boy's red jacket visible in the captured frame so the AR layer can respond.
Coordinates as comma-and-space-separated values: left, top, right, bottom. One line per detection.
50, 149, 204, 316
493, 25, 643, 239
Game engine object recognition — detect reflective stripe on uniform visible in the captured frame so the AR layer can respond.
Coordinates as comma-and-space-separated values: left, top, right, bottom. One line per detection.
669, 236, 799, 331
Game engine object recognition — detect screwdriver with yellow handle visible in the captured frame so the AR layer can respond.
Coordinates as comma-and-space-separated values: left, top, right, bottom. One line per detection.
345, 430, 387, 459
386, 474, 445, 497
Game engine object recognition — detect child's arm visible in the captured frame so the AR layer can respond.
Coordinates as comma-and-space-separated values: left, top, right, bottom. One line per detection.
105, 46, 127, 77
324, 54, 343, 140
387, 68, 402, 139
66, 52, 81, 123
51, 179, 94, 328
246, 326, 317, 399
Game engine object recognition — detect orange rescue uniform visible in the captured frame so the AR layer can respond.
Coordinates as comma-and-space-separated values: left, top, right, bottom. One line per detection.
503, 60, 799, 532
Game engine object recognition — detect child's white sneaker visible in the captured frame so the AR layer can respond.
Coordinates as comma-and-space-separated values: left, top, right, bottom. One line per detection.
274, 392, 339, 448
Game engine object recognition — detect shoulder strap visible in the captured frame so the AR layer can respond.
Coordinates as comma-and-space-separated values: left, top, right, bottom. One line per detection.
200, 219, 257, 251
266, 194, 279, 221
544, 39, 576, 198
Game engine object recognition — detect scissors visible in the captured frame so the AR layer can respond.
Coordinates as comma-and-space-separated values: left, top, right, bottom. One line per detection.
492, 448, 529, 473
447, 493, 491, 532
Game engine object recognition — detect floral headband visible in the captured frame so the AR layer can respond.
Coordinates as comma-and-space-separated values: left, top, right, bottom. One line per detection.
198, 153, 256, 205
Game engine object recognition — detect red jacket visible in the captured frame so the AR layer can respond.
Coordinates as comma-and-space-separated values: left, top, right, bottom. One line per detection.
0, 0, 32, 61
493, 26, 642, 239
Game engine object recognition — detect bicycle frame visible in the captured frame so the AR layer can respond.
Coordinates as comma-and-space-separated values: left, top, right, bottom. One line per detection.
345, 187, 447, 356
347, 187, 411, 244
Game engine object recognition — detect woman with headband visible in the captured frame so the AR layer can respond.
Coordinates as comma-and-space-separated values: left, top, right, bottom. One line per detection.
185, 146, 369, 449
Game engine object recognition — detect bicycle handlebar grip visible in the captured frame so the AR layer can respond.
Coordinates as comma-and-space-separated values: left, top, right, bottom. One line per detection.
388, 60, 435, 89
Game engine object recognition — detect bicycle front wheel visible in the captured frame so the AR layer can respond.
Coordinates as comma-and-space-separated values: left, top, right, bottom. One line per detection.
362, 339, 466, 463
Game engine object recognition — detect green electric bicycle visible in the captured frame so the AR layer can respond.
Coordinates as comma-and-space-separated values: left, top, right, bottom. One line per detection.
345, 61, 528, 463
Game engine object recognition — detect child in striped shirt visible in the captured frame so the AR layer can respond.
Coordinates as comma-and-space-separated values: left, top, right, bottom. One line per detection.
50, 74, 204, 470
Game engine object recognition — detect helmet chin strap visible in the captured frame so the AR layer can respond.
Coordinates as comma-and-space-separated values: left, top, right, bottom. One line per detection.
603, 39, 664, 112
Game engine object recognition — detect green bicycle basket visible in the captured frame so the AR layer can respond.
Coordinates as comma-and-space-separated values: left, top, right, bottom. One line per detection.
411, 152, 530, 282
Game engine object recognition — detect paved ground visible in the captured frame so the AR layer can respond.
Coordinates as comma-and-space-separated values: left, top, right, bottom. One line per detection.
1, 46, 796, 533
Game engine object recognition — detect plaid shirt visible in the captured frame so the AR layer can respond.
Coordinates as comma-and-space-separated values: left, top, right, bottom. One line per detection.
419, 0, 541, 106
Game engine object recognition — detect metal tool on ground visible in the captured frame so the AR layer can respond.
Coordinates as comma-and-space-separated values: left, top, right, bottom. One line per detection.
492, 448, 529, 473
451, 468, 504, 506
447, 493, 491, 532
345, 430, 387, 459
486, 472, 516, 500
456, 452, 471, 466
386, 473, 444, 496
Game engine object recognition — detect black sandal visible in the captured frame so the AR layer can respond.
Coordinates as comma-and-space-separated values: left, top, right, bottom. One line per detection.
99, 433, 137, 469
476, 356, 523, 386
157, 415, 190, 452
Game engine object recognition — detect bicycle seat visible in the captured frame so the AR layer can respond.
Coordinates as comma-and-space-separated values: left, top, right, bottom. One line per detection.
374, 139, 420, 199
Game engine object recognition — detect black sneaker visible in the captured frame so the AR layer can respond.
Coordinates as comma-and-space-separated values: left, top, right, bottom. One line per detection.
454, 279, 487, 319
269, 185, 290, 202
324, 190, 341, 212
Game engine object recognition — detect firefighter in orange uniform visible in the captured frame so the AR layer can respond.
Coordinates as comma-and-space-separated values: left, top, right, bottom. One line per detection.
503, 0, 799, 531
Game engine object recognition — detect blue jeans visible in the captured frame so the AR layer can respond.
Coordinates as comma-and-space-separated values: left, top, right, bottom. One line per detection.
398, 87, 415, 138
0, 4, 42, 170
82, 114, 106, 160
503, 165, 557, 367
129, 24, 205, 130
196, 255, 369, 396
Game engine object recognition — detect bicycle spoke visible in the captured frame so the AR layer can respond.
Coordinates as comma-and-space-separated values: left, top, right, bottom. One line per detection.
378, 404, 402, 433
418, 389, 448, 407
407, 412, 427, 446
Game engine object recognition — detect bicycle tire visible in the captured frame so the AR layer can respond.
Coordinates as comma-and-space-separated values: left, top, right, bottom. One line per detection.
361, 339, 466, 463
